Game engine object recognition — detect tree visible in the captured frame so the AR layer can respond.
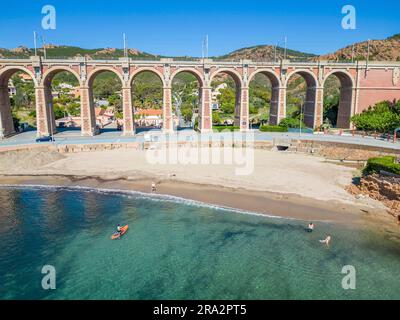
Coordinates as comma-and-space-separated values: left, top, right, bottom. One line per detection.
351, 100, 400, 133
218, 87, 235, 114
212, 111, 222, 124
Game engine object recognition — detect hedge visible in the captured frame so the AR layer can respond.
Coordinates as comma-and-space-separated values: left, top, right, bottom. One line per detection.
213, 126, 240, 132
259, 125, 288, 132
364, 156, 400, 175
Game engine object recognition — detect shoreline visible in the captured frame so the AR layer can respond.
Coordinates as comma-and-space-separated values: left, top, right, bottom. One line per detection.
0, 174, 393, 227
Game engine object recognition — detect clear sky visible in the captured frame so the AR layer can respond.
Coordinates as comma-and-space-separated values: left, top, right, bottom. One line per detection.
1, 0, 399, 56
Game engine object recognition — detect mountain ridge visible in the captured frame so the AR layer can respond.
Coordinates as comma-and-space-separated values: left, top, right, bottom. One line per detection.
1, 34, 400, 61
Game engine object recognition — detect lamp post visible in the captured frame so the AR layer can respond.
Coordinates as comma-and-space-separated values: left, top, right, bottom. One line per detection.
299, 103, 304, 137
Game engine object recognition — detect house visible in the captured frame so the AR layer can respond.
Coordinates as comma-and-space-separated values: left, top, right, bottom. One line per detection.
8, 80, 16, 96
135, 109, 163, 127
95, 107, 113, 127
96, 99, 109, 108
211, 83, 227, 102
55, 116, 81, 128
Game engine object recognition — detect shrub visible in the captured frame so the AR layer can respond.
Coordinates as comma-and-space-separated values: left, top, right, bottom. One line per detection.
259, 125, 288, 132
363, 156, 400, 175
213, 125, 240, 132
279, 117, 307, 129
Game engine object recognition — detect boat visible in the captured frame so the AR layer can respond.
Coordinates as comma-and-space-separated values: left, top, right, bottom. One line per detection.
111, 225, 129, 240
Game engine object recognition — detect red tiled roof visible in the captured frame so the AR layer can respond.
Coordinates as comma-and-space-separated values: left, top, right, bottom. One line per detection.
136, 109, 162, 116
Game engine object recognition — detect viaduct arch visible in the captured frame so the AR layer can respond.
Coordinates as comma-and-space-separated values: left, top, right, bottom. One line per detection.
0, 57, 399, 138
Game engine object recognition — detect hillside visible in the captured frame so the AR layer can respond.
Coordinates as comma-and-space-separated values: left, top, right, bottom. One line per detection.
218, 45, 317, 61
0, 45, 158, 59
319, 34, 400, 62
1, 34, 400, 62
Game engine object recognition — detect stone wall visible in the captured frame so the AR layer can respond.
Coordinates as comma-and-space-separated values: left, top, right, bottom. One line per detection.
284, 139, 400, 160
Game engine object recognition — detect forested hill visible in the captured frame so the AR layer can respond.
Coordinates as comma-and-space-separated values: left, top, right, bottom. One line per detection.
0, 45, 158, 59
1, 33, 400, 61
217, 45, 316, 61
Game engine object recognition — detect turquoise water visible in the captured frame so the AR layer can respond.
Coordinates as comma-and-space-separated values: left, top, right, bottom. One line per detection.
0, 186, 399, 300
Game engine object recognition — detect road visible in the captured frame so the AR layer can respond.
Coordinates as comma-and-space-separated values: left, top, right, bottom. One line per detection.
1, 127, 400, 150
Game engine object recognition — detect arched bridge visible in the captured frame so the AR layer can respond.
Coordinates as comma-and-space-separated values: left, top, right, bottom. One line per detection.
1, 56, 400, 137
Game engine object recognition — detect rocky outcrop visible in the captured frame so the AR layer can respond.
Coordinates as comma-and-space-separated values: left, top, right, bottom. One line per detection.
319, 36, 400, 62
348, 174, 400, 217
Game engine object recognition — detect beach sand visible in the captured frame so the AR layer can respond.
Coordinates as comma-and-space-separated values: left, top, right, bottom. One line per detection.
0, 147, 392, 225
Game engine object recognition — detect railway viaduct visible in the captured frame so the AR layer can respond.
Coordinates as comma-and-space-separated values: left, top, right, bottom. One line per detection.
1, 56, 400, 137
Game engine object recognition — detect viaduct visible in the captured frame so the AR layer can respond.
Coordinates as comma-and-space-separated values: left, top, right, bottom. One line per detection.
1, 56, 400, 137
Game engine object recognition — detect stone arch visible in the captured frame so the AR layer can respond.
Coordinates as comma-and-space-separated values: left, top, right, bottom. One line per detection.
129, 68, 166, 88
210, 69, 243, 126
129, 68, 165, 131
210, 68, 243, 88
285, 69, 319, 128
0, 67, 37, 137
248, 69, 282, 125
170, 68, 205, 129
248, 69, 281, 87
322, 70, 354, 129
170, 68, 205, 88
0, 66, 37, 86
40, 67, 83, 135
86, 67, 124, 87
42, 66, 81, 87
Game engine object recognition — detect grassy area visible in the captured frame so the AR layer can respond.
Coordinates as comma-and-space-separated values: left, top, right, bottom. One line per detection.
213, 125, 240, 132
259, 125, 288, 132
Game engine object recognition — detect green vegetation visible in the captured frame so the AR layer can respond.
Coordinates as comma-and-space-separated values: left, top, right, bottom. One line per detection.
279, 117, 307, 129
351, 100, 400, 133
364, 156, 400, 175
213, 125, 240, 132
259, 125, 288, 132
133, 72, 163, 109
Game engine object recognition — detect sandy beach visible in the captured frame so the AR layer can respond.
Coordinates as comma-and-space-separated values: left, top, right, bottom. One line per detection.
0, 146, 391, 225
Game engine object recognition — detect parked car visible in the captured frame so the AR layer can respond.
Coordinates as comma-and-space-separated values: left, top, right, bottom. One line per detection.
35, 136, 54, 143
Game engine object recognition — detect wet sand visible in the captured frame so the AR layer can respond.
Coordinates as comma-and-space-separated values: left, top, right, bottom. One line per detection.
0, 174, 393, 227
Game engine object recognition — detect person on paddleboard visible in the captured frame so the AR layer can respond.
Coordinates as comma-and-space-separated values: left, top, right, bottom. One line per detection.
117, 224, 123, 235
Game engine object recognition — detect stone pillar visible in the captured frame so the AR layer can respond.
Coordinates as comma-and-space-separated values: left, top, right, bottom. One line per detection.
35, 86, 55, 137
0, 85, 15, 138
122, 86, 134, 135
336, 86, 354, 129
234, 89, 241, 127
268, 86, 280, 125
199, 86, 212, 133
80, 86, 97, 136
303, 86, 317, 129
277, 87, 287, 124
240, 87, 249, 131
313, 87, 324, 129
163, 86, 173, 133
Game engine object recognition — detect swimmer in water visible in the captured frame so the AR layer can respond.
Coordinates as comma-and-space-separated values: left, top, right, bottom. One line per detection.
307, 223, 314, 232
319, 235, 331, 246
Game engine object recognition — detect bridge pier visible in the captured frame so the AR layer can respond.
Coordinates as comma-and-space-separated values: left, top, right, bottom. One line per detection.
239, 87, 249, 131
35, 86, 56, 137
80, 86, 97, 136
122, 87, 134, 135
163, 87, 173, 133
199, 87, 212, 133
268, 86, 287, 126
0, 85, 15, 138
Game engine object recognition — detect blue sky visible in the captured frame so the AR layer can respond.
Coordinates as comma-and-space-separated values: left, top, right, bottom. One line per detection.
1, 0, 399, 56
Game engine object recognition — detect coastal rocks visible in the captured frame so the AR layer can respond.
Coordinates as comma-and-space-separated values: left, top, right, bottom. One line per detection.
348, 174, 400, 218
